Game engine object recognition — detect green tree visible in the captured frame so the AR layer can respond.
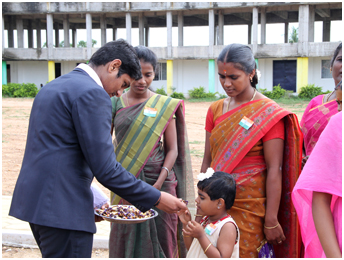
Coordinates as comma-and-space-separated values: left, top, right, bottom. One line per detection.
59, 40, 73, 47
77, 40, 87, 48
289, 26, 298, 43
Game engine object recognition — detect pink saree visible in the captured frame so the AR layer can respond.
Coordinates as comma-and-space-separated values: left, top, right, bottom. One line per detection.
292, 111, 342, 258
300, 94, 338, 156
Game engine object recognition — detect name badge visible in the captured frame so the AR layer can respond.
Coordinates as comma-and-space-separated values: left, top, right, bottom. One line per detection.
205, 223, 217, 236
143, 107, 157, 117
239, 116, 254, 130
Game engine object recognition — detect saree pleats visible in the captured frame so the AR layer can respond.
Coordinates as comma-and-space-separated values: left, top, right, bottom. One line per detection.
109, 94, 194, 258
210, 99, 302, 258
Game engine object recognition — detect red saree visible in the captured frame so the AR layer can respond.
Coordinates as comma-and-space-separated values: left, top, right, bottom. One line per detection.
208, 98, 303, 258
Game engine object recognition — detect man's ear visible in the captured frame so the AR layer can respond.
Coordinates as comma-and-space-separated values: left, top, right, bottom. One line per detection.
108, 59, 122, 73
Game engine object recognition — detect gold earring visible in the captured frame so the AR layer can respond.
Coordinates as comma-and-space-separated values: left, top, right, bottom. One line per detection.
330, 67, 332, 73
250, 77, 253, 82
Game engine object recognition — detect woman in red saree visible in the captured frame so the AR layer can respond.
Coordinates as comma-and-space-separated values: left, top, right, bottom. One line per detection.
200, 44, 303, 258
300, 43, 341, 167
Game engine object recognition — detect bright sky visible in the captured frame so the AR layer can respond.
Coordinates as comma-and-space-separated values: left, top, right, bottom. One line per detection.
4, 21, 343, 48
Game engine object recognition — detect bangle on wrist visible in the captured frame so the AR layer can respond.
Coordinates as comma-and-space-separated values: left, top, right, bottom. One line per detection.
161, 166, 169, 174
264, 223, 280, 229
195, 214, 203, 217
204, 243, 212, 254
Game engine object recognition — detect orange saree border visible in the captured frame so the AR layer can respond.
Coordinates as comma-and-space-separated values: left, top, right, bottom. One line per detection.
210, 99, 303, 258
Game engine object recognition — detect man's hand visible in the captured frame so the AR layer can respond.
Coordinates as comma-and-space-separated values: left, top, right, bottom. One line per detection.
94, 202, 109, 222
155, 191, 187, 214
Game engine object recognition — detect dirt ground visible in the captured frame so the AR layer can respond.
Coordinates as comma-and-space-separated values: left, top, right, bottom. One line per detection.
1, 97, 307, 258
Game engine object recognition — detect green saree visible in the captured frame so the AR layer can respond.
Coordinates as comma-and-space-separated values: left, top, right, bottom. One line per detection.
109, 94, 194, 258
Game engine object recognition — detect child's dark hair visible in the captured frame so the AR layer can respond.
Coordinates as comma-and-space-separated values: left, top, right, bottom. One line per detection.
197, 171, 236, 210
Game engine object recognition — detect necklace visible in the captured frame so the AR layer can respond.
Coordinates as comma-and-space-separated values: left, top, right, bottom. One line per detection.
325, 90, 336, 103
126, 90, 152, 107
226, 88, 257, 113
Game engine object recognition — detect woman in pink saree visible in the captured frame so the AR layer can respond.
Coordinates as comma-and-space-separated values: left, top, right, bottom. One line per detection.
292, 82, 342, 258
300, 43, 341, 167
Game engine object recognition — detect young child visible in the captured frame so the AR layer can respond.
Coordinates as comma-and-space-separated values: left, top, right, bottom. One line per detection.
178, 168, 239, 258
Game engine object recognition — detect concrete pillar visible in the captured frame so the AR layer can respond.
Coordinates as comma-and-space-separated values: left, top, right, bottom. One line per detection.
16, 17, 24, 48
167, 11, 172, 57
298, 5, 310, 56
54, 22, 59, 47
260, 8, 266, 44
284, 22, 289, 43
72, 28, 76, 47
252, 7, 258, 55
297, 57, 308, 92
36, 20, 41, 48
28, 20, 34, 48
209, 9, 215, 56
113, 26, 117, 41
208, 59, 215, 93
2, 15, 5, 52
308, 5, 315, 43
217, 10, 224, 45
2, 61, 7, 85
100, 14, 107, 46
46, 14, 54, 58
8, 16, 14, 48
48, 60, 55, 82
323, 19, 331, 42
248, 24, 252, 44
63, 15, 70, 47
126, 13, 132, 44
86, 13, 92, 59
178, 12, 184, 46
145, 26, 149, 46
139, 13, 144, 46
167, 60, 173, 95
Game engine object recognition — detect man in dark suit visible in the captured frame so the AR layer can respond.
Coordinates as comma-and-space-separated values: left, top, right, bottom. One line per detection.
9, 39, 187, 258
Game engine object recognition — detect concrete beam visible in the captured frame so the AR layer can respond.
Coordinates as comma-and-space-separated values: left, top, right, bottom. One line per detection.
7, 16, 14, 48
252, 7, 258, 55
46, 14, 54, 58
322, 19, 331, 42
272, 11, 288, 20
36, 20, 41, 48
208, 9, 215, 57
315, 9, 331, 18
54, 22, 59, 47
217, 10, 224, 45
260, 8, 266, 44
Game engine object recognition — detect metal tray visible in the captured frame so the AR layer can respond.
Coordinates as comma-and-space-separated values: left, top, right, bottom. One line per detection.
95, 205, 158, 224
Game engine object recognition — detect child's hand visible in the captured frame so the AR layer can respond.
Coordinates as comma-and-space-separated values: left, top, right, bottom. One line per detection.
177, 208, 191, 224
183, 220, 205, 239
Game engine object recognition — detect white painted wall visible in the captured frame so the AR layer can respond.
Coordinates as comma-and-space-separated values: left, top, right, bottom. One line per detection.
7, 61, 49, 88
7, 58, 333, 94
308, 57, 335, 92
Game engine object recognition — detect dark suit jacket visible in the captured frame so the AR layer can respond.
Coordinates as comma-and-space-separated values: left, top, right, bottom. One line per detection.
9, 68, 160, 233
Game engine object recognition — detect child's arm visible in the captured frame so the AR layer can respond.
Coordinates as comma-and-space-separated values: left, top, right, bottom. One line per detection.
185, 220, 237, 258
177, 209, 194, 249
312, 191, 342, 258
203, 222, 237, 258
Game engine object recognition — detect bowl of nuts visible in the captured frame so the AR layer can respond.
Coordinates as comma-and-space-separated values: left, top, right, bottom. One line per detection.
94, 205, 158, 224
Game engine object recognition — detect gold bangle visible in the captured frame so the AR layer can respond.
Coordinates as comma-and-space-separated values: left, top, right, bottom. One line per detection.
204, 243, 212, 254
264, 223, 280, 229
195, 214, 203, 217
182, 232, 190, 237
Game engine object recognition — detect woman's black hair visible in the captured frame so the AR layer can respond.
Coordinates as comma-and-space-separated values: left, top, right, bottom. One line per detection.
330, 42, 342, 69
134, 45, 158, 74
217, 43, 258, 88
89, 39, 142, 81
197, 171, 236, 210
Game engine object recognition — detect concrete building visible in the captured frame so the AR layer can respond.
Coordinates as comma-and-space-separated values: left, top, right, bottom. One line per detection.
2, 2, 342, 95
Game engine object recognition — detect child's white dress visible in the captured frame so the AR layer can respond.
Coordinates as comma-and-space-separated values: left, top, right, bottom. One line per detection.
186, 215, 240, 258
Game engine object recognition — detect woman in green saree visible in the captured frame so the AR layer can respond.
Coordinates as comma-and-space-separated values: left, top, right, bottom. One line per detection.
109, 46, 194, 258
